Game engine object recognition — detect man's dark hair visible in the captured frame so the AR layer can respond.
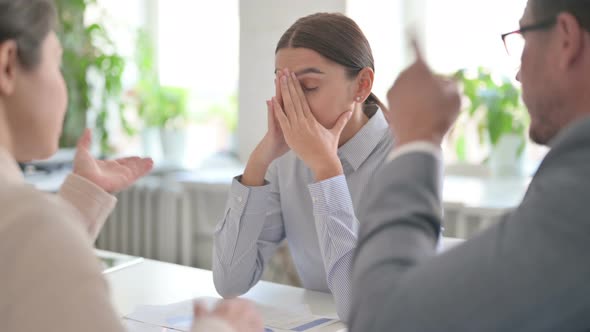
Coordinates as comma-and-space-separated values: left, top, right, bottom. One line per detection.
533, 0, 590, 31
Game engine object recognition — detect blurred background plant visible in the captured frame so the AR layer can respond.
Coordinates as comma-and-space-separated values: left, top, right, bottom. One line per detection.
56, 0, 131, 155
450, 67, 530, 175
131, 30, 189, 129
197, 94, 238, 135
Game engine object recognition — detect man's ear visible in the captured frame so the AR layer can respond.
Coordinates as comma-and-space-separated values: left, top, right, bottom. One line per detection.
555, 12, 585, 70
0, 40, 19, 96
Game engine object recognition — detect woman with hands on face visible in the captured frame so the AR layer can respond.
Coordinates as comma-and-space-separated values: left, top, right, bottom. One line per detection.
213, 13, 395, 323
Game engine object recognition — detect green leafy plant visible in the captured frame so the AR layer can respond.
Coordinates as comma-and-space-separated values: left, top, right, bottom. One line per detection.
56, 0, 130, 155
203, 94, 238, 134
133, 30, 189, 128
453, 67, 530, 162
152, 86, 189, 128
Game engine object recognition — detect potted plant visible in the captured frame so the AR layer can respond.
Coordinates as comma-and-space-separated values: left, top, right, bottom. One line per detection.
131, 30, 189, 166
453, 67, 530, 177
132, 83, 189, 166
156, 86, 190, 166
55, 0, 130, 156
202, 94, 238, 151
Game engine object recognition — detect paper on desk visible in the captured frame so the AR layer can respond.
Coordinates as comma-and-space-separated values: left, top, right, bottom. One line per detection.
124, 296, 338, 332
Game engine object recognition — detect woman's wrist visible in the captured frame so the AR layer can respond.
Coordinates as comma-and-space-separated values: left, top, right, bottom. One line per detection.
311, 157, 343, 182
241, 152, 272, 187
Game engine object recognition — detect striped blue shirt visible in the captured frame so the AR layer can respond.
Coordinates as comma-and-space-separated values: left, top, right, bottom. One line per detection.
212, 109, 393, 321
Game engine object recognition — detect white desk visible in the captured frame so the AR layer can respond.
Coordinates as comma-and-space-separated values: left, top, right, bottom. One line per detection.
105, 237, 462, 331
443, 175, 530, 211
439, 237, 464, 252
441, 175, 530, 237
106, 259, 346, 331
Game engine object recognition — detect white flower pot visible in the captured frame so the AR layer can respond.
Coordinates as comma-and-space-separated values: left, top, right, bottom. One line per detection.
141, 127, 163, 162
488, 133, 526, 177
160, 128, 187, 167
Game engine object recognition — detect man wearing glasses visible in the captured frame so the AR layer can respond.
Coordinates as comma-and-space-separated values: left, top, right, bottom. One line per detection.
349, 0, 590, 331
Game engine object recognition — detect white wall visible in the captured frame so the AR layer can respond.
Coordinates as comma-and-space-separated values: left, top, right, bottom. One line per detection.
157, 0, 239, 99
346, 0, 406, 103
423, 0, 527, 74
237, 0, 347, 162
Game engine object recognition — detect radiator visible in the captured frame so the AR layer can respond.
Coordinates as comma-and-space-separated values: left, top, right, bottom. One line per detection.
95, 173, 503, 283
442, 203, 505, 239
96, 177, 194, 266
95, 174, 232, 269
94, 172, 307, 286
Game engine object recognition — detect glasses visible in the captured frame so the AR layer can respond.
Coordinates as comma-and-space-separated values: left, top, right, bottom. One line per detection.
501, 18, 557, 57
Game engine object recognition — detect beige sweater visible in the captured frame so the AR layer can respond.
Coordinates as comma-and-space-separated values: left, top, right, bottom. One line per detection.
0, 149, 234, 332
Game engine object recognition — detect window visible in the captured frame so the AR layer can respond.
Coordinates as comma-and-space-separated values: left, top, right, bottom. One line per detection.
348, 0, 547, 173
156, 0, 240, 166
87, 0, 240, 166
424, 0, 527, 76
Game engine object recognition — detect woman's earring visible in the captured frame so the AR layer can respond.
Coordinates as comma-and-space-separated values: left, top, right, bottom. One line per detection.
356, 96, 361, 102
